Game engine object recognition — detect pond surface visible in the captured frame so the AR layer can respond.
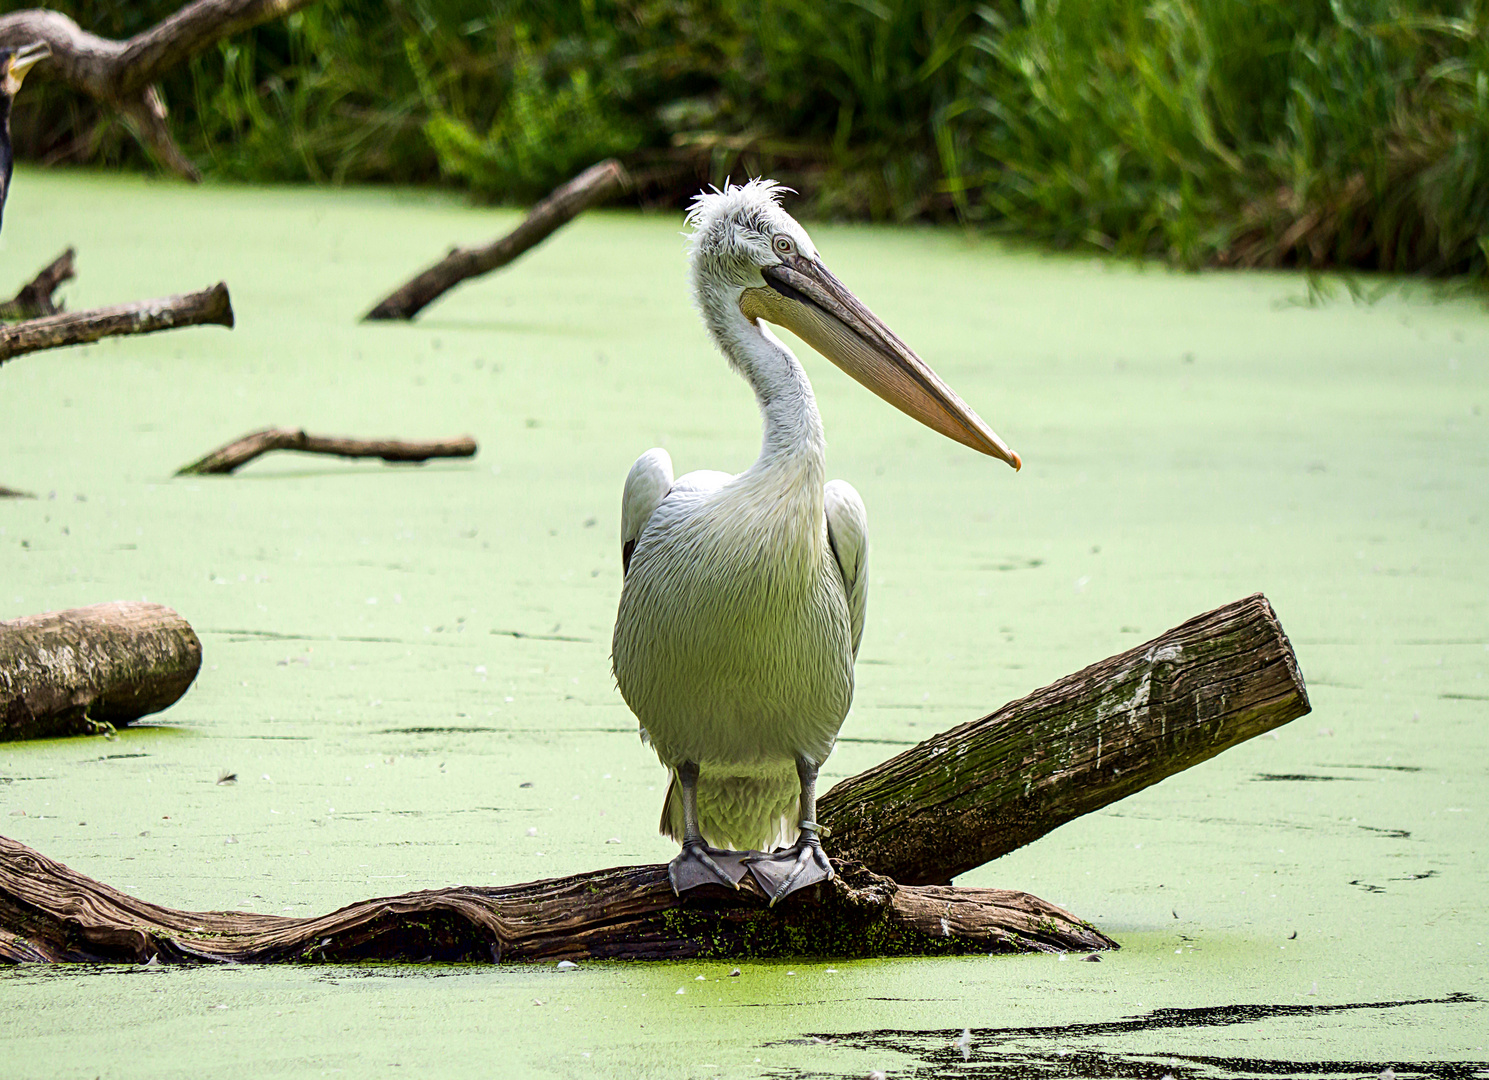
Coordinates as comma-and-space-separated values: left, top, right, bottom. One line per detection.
1, 169, 1486, 1078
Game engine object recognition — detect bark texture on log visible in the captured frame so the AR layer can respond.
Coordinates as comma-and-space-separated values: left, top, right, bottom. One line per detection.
0, 602, 202, 741
0, 0, 320, 180
0, 282, 232, 365
0, 248, 75, 321
176, 429, 479, 475
365, 159, 631, 321
0, 835, 1114, 964
819, 593, 1310, 885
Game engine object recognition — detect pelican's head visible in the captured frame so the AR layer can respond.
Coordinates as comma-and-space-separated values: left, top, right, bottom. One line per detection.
686, 178, 1020, 469
1, 41, 50, 98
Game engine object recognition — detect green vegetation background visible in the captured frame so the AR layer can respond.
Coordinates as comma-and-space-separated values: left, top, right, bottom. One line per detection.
13, 0, 1489, 277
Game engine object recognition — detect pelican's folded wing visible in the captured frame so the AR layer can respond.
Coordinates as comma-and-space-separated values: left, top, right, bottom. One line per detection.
620, 448, 674, 576
825, 478, 868, 660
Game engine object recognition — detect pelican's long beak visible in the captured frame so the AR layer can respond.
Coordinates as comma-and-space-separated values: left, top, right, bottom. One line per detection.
740, 254, 1021, 469
5, 41, 51, 91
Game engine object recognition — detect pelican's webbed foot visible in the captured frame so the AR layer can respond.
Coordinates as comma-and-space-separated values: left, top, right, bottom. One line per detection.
669, 840, 750, 895
745, 828, 834, 906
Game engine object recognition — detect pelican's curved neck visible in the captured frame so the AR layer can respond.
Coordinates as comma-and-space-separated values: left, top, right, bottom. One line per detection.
697, 287, 825, 477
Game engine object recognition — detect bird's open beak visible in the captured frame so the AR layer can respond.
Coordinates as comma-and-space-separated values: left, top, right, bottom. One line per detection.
6, 41, 51, 90
739, 255, 1021, 469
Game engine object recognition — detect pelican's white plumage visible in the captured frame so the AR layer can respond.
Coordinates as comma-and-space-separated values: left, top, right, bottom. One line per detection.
612, 180, 1016, 898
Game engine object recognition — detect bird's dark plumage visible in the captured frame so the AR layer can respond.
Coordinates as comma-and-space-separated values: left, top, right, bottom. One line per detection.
0, 42, 51, 234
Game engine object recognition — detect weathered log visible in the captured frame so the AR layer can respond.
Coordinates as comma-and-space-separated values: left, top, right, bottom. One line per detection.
176, 429, 479, 475
0, 602, 202, 741
0, 281, 232, 365
0, 835, 1114, 964
0, 0, 320, 179
364, 159, 631, 321
819, 593, 1310, 885
0, 247, 75, 321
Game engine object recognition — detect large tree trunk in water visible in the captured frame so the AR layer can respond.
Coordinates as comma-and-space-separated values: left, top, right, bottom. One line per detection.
0, 0, 321, 179
0, 602, 201, 741
0, 594, 1306, 962
819, 593, 1310, 885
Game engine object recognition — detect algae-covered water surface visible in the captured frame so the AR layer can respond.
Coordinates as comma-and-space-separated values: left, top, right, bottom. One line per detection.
1, 170, 1486, 1078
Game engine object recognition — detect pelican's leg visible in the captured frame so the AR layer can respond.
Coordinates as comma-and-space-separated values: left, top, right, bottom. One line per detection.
668, 761, 750, 894
744, 756, 834, 905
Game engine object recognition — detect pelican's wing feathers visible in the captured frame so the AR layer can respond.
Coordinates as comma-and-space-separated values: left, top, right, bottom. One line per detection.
824, 479, 868, 660
620, 448, 674, 576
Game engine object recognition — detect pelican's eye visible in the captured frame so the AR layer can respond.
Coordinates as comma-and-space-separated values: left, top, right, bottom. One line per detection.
773, 235, 795, 257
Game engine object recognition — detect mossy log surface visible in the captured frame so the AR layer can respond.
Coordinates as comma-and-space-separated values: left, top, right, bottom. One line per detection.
819, 593, 1310, 885
0, 836, 1114, 964
0, 282, 232, 365
176, 428, 478, 475
364, 159, 630, 321
0, 602, 202, 741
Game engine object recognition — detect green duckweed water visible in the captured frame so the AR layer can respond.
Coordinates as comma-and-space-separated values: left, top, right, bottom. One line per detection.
1, 169, 1486, 1078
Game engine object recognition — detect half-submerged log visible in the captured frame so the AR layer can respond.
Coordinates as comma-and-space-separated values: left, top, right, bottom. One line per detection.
364, 159, 630, 321
0, 248, 75, 321
176, 429, 478, 475
0, 837, 1113, 964
819, 593, 1310, 885
0, 602, 202, 741
0, 0, 321, 179
0, 282, 232, 366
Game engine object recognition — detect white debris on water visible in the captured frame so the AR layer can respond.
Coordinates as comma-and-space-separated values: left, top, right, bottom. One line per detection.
956, 1028, 972, 1060
675, 987, 685, 995
557, 960, 578, 971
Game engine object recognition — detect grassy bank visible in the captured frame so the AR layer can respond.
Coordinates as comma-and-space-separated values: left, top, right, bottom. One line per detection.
13, 0, 1488, 278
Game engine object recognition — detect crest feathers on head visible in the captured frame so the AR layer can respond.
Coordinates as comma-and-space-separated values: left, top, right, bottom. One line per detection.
685, 178, 794, 241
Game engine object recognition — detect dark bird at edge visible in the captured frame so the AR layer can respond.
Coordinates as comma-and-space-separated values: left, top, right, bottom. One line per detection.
0, 41, 51, 233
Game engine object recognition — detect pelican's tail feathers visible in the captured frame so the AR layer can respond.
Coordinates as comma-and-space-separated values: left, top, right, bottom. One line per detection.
660, 769, 683, 843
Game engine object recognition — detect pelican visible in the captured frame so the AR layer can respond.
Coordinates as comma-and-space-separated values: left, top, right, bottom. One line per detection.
0, 41, 49, 233
613, 180, 1019, 903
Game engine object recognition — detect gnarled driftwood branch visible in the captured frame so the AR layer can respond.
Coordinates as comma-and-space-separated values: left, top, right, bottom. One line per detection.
0, 838, 1113, 964
365, 159, 630, 321
0, 0, 321, 179
176, 429, 479, 475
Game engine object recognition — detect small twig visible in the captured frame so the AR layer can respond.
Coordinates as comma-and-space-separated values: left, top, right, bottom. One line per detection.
0, 282, 232, 365
0, 248, 75, 321
176, 429, 478, 475
364, 159, 631, 321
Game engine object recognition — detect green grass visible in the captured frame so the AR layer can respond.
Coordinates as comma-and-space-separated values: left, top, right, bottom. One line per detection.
12, 0, 1488, 278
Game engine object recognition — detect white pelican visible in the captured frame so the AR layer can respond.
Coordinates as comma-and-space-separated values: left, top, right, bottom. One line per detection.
613, 180, 1019, 903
